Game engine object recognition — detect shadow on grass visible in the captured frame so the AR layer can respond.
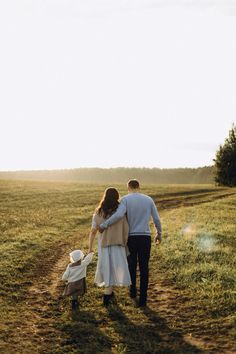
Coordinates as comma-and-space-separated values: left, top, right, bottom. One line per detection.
55, 294, 204, 353
57, 309, 112, 353
107, 301, 204, 354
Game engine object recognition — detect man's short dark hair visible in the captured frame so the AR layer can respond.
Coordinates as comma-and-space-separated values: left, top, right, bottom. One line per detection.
127, 179, 140, 189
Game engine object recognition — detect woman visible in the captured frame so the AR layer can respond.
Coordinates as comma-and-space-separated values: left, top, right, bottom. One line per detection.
88, 187, 131, 306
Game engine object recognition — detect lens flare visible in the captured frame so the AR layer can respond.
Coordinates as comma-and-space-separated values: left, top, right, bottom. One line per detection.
181, 224, 196, 239
197, 233, 216, 253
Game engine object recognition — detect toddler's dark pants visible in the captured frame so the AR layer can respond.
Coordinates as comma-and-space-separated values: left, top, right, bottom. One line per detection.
71, 291, 80, 300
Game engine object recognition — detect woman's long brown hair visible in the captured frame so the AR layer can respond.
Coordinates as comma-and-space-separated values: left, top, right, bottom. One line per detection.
97, 188, 119, 218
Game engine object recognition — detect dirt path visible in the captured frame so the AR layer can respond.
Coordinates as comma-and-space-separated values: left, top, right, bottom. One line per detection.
147, 278, 236, 354
11, 248, 69, 353
157, 191, 236, 210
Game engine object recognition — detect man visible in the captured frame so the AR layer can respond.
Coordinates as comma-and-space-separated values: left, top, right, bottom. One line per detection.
99, 179, 162, 307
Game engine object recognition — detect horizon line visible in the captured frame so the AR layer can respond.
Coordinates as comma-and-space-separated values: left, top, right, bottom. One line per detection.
0, 165, 213, 173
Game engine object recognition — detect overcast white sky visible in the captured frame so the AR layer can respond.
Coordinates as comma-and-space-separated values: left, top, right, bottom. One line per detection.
0, 0, 236, 171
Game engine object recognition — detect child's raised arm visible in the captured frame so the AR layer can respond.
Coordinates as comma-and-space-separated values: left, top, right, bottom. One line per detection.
82, 251, 94, 266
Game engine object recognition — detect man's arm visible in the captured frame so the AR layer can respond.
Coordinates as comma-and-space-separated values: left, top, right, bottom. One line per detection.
100, 199, 127, 230
151, 200, 162, 240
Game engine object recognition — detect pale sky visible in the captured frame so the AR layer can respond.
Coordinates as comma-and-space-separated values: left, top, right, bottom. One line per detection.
0, 0, 236, 171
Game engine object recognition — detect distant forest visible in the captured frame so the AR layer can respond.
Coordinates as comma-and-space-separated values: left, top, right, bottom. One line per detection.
0, 167, 214, 184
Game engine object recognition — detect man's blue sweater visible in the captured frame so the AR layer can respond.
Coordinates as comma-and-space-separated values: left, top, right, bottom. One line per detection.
100, 192, 162, 237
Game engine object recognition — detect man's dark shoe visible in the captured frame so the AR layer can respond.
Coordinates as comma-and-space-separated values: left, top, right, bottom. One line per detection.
138, 297, 147, 307
129, 286, 137, 299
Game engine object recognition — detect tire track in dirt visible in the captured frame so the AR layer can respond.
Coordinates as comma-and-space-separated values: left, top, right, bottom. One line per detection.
147, 278, 236, 354
157, 191, 236, 210
26, 251, 69, 353
8, 247, 70, 354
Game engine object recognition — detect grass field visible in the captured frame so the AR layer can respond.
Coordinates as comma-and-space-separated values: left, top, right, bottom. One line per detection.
0, 180, 236, 354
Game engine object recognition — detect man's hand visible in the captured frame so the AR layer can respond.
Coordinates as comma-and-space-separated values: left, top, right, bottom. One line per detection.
155, 233, 162, 245
98, 225, 105, 233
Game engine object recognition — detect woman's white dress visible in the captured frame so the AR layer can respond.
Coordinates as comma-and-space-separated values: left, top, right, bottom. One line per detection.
92, 216, 131, 287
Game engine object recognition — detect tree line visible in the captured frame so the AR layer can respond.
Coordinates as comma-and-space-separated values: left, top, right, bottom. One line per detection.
214, 124, 236, 187
0, 166, 214, 184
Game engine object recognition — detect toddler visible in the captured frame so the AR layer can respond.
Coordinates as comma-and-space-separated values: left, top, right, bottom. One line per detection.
62, 249, 93, 310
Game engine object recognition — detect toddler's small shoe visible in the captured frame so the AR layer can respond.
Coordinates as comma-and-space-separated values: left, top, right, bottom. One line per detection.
71, 299, 79, 310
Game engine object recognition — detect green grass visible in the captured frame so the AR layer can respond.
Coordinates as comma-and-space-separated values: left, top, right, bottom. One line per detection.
155, 196, 236, 336
0, 180, 235, 353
